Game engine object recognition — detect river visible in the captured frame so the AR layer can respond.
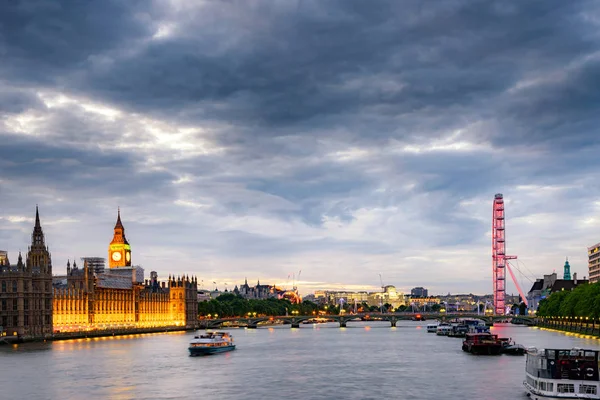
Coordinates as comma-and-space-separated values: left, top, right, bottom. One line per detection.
1, 321, 597, 399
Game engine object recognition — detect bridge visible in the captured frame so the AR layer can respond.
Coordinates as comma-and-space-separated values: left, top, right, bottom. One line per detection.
198, 312, 536, 329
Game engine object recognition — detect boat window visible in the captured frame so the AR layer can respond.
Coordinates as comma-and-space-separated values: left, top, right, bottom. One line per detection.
546, 383, 553, 392
585, 351, 596, 360
546, 350, 555, 359
557, 384, 575, 393
580, 385, 597, 395
539, 382, 545, 391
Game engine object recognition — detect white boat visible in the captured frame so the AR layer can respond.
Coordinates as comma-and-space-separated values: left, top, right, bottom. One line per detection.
436, 324, 453, 336
426, 323, 439, 333
524, 347, 600, 399
188, 332, 236, 356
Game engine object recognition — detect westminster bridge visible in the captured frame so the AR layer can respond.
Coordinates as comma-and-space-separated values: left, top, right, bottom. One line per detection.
198, 312, 537, 329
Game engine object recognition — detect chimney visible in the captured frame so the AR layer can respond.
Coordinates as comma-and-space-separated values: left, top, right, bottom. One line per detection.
573, 273, 577, 285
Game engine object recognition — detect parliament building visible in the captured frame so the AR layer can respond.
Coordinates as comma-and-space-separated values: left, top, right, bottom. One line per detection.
0, 208, 198, 339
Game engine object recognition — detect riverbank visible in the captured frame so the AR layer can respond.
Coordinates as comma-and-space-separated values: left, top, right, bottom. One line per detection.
537, 317, 600, 336
0, 325, 197, 345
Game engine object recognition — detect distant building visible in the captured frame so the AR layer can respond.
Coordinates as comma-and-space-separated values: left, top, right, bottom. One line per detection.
234, 278, 276, 299
527, 261, 589, 313
588, 243, 600, 283
411, 287, 428, 298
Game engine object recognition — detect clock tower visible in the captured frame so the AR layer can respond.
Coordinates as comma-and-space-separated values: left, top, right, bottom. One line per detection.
108, 208, 132, 268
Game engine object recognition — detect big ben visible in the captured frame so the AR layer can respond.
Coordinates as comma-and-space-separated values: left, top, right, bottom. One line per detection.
108, 208, 132, 268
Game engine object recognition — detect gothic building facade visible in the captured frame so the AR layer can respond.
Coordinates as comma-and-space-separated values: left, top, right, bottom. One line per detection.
1, 208, 199, 339
0, 207, 53, 338
53, 210, 198, 332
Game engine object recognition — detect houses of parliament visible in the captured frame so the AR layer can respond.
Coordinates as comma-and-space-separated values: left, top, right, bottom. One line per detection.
0, 207, 198, 339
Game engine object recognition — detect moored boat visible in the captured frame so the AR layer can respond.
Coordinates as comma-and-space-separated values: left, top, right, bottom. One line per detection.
462, 333, 503, 355
499, 338, 526, 355
426, 323, 439, 333
189, 332, 236, 356
448, 324, 469, 338
524, 347, 600, 399
436, 324, 453, 336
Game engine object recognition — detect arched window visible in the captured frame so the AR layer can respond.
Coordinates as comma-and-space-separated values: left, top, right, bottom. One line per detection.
179, 293, 183, 299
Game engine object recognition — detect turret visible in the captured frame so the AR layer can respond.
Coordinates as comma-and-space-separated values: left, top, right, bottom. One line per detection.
563, 258, 572, 280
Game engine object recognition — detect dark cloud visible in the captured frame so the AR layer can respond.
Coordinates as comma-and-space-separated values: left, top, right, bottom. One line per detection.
0, 0, 599, 293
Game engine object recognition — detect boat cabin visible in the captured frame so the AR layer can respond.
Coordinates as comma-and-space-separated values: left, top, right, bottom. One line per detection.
524, 348, 600, 398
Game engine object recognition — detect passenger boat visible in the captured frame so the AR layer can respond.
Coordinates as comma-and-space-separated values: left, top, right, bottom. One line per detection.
524, 348, 600, 399
426, 323, 439, 333
436, 324, 453, 336
462, 333, 503, 355
448, 324, 469, 338
188, 332, 236, 356
499, 338, 526, 355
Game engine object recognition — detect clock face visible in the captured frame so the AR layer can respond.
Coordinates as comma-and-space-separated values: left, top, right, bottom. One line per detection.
112, 251, 122, 262
125, 252, 131, 262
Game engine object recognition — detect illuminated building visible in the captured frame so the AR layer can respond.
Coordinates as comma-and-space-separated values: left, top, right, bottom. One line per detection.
53, 210, 198, 332
588, 242, 600, 283
0, 207, 53, 338
108, 208, 132, 268
2, 207, 199, 339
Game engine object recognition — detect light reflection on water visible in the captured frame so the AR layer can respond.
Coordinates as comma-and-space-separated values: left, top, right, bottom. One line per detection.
1, 322, 598, 400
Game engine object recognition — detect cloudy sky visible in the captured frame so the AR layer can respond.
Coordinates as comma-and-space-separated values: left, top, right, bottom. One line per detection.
1, 1, 599, 296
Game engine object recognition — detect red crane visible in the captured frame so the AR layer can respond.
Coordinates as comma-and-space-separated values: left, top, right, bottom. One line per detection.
492, 193, 527, 315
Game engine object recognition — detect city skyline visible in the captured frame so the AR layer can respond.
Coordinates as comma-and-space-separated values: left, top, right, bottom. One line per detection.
1, 2, 600, 295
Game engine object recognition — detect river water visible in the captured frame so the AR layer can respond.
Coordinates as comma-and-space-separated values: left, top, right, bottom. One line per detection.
1, 321, 598, 399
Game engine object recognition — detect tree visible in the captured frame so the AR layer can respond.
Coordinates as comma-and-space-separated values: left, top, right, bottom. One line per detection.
519, 302, 527, 316
430, 303, 441, 312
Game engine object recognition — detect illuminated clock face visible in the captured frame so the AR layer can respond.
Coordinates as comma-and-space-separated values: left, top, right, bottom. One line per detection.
112, 251, 122, 262
125, 252, 131, 262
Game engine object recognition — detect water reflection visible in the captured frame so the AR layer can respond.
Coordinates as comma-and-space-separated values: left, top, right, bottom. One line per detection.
0, 322, 597, 400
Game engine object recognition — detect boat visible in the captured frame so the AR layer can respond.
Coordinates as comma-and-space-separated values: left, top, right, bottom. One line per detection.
426, 323, 439, 333
524, 348, 600, 399
448, 324, 469, 338
462, 333, 503, 355
412, 314, 426, 321
188, 332, 236, 356
499, 338, 526, 355
436, 324, 453, 336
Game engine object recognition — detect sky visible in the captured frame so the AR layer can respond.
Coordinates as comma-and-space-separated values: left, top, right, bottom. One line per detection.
1, 0, 599, 296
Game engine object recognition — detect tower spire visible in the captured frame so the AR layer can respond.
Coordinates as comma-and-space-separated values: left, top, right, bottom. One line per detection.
35, 205, 41, 228
115, 207, 124, 229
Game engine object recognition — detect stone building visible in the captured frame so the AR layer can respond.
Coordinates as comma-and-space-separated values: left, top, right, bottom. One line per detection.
0, 207, 53, 338
53, 211, 198, 331
2, 208, 199, 339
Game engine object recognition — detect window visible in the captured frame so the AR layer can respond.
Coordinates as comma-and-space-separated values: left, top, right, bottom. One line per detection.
24, 281, 28, 291
24, 299, 28, 310
12, 280, 17, 292
547, 383, 553, 392
1, 300, 5, 311
24, 315, 29, 326
12, 316, 17, 327
1, 316, 6, 327
1, 281, 5, 292
580, 385, 597, 395
13, 300, 17, 311
557, 384, 575, 393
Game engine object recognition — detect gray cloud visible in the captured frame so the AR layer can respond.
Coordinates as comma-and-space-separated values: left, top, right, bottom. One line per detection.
0, 0, 599, 294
